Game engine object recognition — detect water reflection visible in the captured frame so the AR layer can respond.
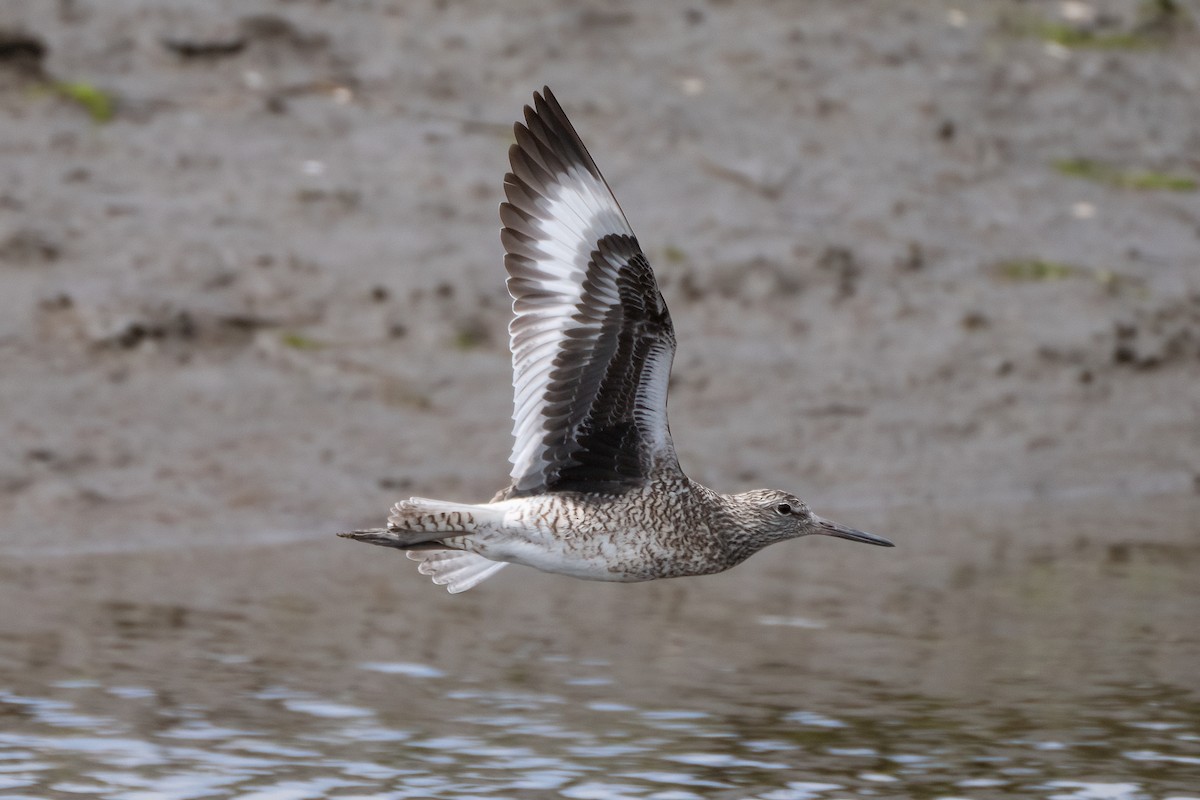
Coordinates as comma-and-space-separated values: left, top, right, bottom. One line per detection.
2, 671, 1198, 798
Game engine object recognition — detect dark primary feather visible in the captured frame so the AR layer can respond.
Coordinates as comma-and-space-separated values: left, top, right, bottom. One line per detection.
502, 88, 679, 497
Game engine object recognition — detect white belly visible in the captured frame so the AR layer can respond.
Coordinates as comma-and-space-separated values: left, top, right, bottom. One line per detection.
456, 499, 651, 581
466, 529, 648, 581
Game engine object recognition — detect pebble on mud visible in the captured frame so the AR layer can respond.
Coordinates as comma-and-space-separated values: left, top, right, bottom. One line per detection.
816, 245, 861, 300
0, 228, 61, 264
960, 311, 989, 331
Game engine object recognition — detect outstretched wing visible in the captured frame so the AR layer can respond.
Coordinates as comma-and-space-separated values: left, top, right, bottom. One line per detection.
500, 87, 678, 496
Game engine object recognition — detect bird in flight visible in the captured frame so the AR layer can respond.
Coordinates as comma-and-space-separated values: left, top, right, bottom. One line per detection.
340, 87, 893, 592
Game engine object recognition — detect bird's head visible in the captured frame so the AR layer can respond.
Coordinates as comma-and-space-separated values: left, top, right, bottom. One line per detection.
728, 489, 894, 550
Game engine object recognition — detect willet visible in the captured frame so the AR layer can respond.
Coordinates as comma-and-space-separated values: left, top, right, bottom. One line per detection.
340, 87, 893, 592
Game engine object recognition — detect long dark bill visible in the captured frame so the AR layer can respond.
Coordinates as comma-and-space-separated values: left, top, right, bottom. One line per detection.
813, 516, 895, 547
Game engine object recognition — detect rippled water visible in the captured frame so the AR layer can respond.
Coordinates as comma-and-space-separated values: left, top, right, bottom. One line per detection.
2, 665, 1198, 798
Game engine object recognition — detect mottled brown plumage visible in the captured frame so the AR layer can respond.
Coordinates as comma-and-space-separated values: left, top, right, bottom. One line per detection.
339, 88, 893, 592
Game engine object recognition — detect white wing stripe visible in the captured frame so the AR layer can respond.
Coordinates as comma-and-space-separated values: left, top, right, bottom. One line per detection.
502, 89, 677, 493
508, 174, 621, 484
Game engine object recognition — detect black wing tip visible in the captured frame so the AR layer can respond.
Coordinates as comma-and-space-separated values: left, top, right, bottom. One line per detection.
533, 86, 561, 119
517, 85, 558, 142
512, 85, 602, 184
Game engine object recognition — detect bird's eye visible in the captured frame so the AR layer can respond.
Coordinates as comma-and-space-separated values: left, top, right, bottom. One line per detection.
775, 503, 793, 515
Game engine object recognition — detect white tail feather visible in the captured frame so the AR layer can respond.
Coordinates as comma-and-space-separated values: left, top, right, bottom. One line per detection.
407, 550, 508, 593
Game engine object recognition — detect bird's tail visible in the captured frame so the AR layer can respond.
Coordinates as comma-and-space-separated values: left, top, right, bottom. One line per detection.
338, 496, 500, 550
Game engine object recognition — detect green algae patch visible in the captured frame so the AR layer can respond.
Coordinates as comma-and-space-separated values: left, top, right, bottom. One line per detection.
281, 331, 323, 350
52, 81, 114, 123
1029, 21, 1146, 49
1010, 1, 1189, 51
991, 259, 1147, 297
1053, 159, 1196, 192
662, 245, 688, 264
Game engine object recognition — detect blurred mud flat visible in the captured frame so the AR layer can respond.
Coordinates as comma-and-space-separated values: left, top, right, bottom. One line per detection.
0, 1, 1198, 797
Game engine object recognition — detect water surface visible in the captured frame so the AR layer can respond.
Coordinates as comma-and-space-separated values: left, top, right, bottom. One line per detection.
2, 495, 1197, 799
